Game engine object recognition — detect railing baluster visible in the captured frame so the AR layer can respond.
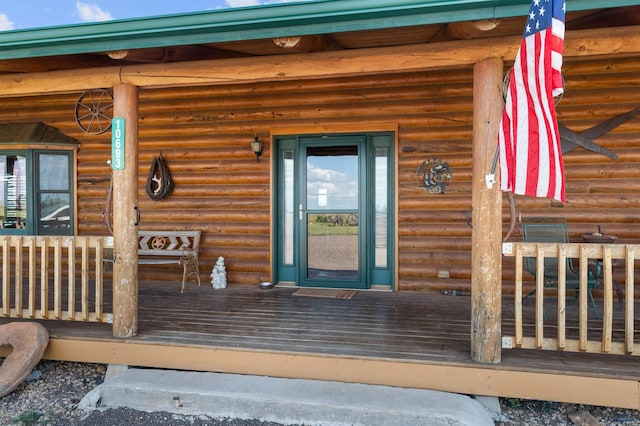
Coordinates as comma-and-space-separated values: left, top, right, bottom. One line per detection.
40, 238, 48, 319
625, 246, 635, 355
28, 238, 36, 317
14, 236, 23, 318
514, 245, 523, 347
579, 245, 588, 351
53, 237, 62, 319
95, 238, 103, 321
557, 245, 566, 350
68, 237, 76, 320
602, 246, 613, 353
535, 245, 544, 349
81, 238, 89, 321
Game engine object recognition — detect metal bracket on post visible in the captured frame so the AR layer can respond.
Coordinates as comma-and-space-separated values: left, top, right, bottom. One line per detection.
486, 145, 500, 189
485, 173, 496, 189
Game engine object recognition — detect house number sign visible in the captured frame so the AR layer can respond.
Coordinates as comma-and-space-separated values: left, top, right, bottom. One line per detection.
111, 117, 125, 170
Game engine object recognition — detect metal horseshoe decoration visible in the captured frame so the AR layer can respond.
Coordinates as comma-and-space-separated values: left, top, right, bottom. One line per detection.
416, 159, 453, 194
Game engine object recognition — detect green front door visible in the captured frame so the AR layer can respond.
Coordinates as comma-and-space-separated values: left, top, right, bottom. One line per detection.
275, 133, 394, 289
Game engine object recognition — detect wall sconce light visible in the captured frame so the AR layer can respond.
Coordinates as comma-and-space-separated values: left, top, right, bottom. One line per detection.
250, 135, 263, 162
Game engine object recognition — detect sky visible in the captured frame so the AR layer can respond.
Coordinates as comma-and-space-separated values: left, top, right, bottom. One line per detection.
0, 0, 305, 31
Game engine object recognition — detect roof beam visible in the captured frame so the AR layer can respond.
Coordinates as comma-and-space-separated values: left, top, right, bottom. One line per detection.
0, 25, 638, 97
105, 45, 248, 63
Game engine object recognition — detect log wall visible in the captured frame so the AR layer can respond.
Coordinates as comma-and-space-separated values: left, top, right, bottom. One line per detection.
0, 55, 638, 293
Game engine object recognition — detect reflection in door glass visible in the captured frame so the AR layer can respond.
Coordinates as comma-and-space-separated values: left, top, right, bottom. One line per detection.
305, 145, 359, 281
283, 150, 294, 264
375, 147, 388, 268
307, 213, 359, 280
306, 146, 358, 210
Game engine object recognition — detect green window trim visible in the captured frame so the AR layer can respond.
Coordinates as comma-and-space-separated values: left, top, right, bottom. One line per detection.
0, 148, 76, 236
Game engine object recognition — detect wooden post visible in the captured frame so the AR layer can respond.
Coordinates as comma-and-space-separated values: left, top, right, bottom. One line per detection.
470, 57, 503, 364
112, 83, 139, 338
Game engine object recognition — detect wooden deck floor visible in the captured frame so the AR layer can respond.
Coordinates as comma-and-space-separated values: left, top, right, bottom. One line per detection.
3, 281, 640, 408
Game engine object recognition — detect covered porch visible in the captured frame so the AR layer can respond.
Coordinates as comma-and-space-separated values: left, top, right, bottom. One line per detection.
1, 0, 640, 412
3, 280, 639, 409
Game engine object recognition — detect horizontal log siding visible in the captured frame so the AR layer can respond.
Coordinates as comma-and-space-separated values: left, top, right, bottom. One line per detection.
0, 55, 638, 293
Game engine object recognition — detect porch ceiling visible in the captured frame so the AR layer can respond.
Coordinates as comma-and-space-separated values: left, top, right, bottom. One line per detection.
0, 5, 638, 74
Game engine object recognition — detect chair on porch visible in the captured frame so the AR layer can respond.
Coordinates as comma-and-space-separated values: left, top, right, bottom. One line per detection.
521, 217, 600, 319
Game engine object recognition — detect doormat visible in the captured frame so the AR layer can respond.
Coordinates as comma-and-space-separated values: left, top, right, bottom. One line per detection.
292, 288, 358, 299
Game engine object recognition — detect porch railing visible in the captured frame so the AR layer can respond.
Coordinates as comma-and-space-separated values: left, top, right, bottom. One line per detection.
1, 235, 113, 323
502, 242, 639, 356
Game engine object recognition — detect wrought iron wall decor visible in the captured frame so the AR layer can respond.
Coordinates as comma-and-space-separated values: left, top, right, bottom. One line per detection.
415, 158, 452, 194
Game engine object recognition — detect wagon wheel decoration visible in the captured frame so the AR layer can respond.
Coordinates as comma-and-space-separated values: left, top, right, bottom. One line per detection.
151, 236, 168, 250
74, 88, 114, 134
416, 158, 453, 194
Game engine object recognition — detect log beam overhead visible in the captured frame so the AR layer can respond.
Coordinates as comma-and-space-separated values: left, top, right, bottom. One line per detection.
0, 25, 638, 97
271, 35, 342, 52
446, 19, 501, 40
105, 45, 247, 63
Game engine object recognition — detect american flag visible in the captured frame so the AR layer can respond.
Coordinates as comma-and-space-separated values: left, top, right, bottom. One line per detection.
498, 0, 566, 202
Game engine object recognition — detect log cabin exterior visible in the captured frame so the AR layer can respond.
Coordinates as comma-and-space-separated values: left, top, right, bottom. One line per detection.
1, 0, 640, 408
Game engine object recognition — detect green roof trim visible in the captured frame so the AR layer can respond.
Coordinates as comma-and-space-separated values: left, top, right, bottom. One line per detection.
0, 0, 639, 60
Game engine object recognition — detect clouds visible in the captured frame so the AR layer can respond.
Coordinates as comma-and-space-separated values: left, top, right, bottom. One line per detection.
224, 0, 302, 7
0, 0, 309, 32
306, 160, 359, 210
225, 0, 262, 6
0, 13, 15, 30
76, 1, 113, 22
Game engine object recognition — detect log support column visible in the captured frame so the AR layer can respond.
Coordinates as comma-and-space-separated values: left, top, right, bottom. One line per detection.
112, 83, 139, 338
470, 57, 503, 364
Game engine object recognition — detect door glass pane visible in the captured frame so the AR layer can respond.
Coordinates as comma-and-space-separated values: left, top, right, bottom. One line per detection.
375, 147, 388, 268
39, 154, 69, 190
0, 155, 28, 229
283, 150, 294, 265
307, 213, 359, 280
305, 145, 359, 281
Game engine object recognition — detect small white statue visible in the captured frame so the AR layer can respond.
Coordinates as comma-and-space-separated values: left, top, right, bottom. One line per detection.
210, 256, 227, 289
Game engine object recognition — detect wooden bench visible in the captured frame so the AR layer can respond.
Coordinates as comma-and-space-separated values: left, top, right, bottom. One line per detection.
105, 230, 202, 293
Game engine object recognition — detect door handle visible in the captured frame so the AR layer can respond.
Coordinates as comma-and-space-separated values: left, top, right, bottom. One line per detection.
299, 204, 303, 220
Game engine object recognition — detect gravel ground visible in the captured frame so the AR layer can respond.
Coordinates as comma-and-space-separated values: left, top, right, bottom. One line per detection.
1, 360, 640, 425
